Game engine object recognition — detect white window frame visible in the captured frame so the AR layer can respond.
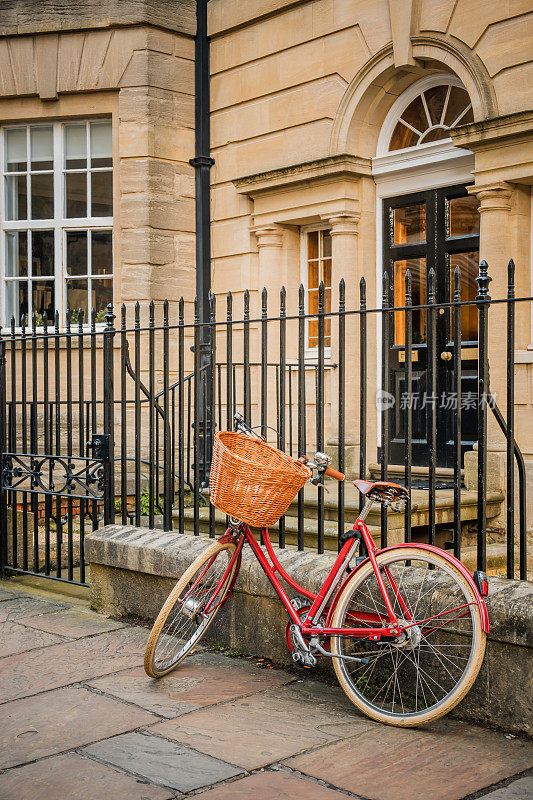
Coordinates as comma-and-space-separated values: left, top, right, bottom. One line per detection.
0, 119, 113, 330
300, 223, 332, 359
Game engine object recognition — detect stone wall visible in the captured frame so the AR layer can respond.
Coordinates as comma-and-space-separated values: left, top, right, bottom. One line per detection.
86, 525, 533, 734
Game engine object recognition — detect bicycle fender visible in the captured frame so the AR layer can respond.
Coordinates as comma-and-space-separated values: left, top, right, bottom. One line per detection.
326, 543, 489, 634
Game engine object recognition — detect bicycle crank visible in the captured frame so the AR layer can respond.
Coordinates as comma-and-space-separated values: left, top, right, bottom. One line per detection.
289, 624, 317, 667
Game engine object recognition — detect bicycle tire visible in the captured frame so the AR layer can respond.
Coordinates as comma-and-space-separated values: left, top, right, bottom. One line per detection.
330, 546, 486, 726
144, 540, 238, 678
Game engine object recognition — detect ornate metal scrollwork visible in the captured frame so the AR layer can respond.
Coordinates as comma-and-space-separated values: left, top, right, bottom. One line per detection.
2, 452, 106, 500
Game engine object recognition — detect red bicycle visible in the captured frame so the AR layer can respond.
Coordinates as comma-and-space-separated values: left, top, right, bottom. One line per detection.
145, 415, 489, 727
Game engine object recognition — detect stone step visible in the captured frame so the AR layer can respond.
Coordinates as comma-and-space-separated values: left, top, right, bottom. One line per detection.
368, 462, 462, 481
169, 510, 531, 579
283, 480, 505, 530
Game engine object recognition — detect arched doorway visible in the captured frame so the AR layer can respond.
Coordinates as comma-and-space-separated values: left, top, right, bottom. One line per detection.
373, 74, 480, 469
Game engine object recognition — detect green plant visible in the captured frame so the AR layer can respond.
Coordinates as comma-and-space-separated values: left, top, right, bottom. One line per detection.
139, 486, 163, 517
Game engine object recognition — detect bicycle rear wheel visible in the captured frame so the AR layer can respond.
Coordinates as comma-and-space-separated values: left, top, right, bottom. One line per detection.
330, 546, 485, 726
144, 540, 238, 678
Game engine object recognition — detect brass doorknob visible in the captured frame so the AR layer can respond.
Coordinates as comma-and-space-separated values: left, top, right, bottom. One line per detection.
440, 351, 452, 361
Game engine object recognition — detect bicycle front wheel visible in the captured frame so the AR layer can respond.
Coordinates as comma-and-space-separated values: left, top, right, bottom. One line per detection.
144, 540, 238, 678
330, 547, 485, 726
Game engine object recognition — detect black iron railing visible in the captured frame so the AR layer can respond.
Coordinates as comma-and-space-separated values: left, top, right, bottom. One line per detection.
0, 260, 530, 585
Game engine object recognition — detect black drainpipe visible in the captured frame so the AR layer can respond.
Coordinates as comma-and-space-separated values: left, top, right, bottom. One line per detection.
189, 0, 214, 485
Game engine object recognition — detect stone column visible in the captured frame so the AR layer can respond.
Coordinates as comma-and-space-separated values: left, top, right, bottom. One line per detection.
325, 213, 361, 476
464, 182, 514, 495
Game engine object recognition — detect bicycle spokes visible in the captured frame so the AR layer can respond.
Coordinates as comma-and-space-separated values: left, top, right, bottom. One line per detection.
332, 551, 481, 719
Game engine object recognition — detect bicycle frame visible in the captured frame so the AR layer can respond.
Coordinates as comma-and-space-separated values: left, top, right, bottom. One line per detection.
218, 517, 404, 640
217, 511, 489, 640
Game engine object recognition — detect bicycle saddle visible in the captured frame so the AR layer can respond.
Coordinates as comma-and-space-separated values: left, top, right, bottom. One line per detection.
354, 479, 409, 504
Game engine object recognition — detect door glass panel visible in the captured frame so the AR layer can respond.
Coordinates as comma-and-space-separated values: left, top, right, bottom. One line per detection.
393, 258, 426, 345
448, 195, 479, 237
450, 252, 478, 342
393, 204, 426, 244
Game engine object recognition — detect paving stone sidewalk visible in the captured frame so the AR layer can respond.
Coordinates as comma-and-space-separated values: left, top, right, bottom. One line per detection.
0, 580, 531, 800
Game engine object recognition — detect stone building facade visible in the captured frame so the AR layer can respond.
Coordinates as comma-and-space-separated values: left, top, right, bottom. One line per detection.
205, 0, 533, 507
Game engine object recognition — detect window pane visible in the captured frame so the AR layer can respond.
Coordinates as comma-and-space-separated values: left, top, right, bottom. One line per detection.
450, 253, 478, 342
30, 126, 53, 170
91, 171, 113, 216
32, 279, 55, 322
65, 171, 87, 217
419, 127, 449, 144
444, 86, 471, 127
424, 86, 448, 126
67, 278, 88, 319
400, 95, 427, 136
92, 279, 113, 317
448, 195, 479, 237
90, 121, 112, 168
64, 123, 87, 169
308, 261, 319, 290
5, 175, 27, 220
389, 120, 418, 151
5, 128, 26, 171
5, 281, 28, 325
322, 231, 331, 258
393, 204, 426, 244
322, 259, 331, 288
91, 230, 112, 274
66, 231, 88, 276
308, 319, 318, 348
393, 258, 427, 345
5, 231, 28, 277
31, 173, 54, 219
31, 230, 55, 276
308, 231, 318, 260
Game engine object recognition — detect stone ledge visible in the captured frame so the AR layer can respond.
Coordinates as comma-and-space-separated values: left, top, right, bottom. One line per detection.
86, 525, 533, 734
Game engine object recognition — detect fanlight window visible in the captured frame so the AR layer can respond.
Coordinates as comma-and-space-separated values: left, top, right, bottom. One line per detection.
389, 85, 473, 152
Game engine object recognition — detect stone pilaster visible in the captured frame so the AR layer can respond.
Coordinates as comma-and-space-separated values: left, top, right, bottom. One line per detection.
324, 213, 361, 476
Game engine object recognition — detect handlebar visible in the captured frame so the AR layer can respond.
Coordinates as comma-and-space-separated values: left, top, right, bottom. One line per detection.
324, 466, 345, 482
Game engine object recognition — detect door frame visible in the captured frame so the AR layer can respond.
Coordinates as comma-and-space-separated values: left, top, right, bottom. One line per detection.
372, 139, 475, 450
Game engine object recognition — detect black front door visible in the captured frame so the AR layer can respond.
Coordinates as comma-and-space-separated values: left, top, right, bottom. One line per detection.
383, 185, 480, 468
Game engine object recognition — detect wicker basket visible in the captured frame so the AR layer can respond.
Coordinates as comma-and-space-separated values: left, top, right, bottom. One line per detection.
209, 431, 311, 527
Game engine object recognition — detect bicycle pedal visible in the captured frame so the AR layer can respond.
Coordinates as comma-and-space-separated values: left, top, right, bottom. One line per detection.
292, 650, 316, 668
